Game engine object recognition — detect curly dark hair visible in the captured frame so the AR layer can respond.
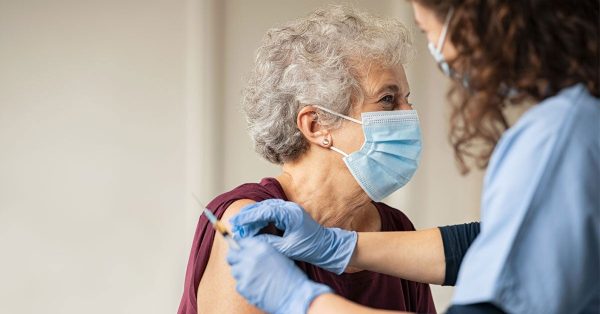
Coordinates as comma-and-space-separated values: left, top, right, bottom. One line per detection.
412, 0, 599, 173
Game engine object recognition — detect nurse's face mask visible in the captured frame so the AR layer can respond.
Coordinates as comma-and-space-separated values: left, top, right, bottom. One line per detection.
427, 8, 472, 89
427, 7, 455, 78
314, 105, 422, 202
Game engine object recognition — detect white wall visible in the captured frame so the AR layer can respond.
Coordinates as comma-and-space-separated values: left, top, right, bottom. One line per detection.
0, 0, 482, 313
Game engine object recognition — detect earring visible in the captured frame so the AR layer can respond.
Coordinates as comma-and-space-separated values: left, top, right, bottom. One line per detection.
322, 138, 330, 146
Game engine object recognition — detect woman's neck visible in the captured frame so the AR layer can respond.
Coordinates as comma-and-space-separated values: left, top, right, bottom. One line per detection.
275, 154, 381, 232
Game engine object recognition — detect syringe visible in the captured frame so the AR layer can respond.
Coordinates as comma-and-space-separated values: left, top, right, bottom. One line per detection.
192, 194, 240, 250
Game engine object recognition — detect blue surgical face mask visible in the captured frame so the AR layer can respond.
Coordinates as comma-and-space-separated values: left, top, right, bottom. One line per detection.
314, 105, 422, 202
427, 7, 455, 78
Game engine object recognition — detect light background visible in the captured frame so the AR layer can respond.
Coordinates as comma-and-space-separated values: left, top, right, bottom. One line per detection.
0, 0, 483, 313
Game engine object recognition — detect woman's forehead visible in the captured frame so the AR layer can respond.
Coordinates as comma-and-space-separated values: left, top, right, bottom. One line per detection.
412, 1, 441, 30
357, 63, 409, 96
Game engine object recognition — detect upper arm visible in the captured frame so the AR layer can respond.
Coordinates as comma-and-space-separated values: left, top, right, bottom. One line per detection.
197, 199, 263, 314
439, 222, 480, 286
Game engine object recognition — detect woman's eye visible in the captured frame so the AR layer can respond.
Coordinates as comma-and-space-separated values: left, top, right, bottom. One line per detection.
379, 95, 395, 104
378, 95, 396, 110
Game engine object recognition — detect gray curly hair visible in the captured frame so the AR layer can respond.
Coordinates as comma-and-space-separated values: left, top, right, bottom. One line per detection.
242, 5, 414, 164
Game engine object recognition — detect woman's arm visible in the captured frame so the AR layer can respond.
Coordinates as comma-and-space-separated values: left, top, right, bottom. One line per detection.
226, 224, 477, 314
350, 223, 481, 285
196, 199, 262, 313
231, 199, 481, 286
350, 228, 446, 285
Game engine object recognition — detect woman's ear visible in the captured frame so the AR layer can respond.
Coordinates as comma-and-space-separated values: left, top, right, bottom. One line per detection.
297, 106, 332, 148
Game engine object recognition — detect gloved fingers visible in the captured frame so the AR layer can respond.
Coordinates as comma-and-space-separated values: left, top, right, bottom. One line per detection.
252, 233, 282, 245
230, 262, 245, 281
226, 247, 242, 265
235, 283, 259, 308
227, 237, 261, 265
237, 237, 274, 256
252, 234, 291, 255
230, 201, 291, 237
228, 236, 321, 314
230, 202, 270, 238
231, 221, 267, 239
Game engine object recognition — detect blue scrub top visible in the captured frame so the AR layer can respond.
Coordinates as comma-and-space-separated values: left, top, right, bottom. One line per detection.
452, 84, 600, 313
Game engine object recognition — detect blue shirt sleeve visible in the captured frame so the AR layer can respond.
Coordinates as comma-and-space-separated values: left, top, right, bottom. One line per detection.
451, 84, 600, 314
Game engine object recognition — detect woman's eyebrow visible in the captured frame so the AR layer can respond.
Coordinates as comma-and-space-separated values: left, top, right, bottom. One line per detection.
374, 85, 410, 99
376, 85, 400, 95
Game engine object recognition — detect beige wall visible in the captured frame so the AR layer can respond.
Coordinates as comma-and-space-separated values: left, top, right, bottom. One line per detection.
0, 0, 189, 312
0, 0, 482, 313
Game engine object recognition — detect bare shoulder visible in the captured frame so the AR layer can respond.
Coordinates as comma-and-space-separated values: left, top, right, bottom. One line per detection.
221, 199, 256, 231
196, 199, 260, 313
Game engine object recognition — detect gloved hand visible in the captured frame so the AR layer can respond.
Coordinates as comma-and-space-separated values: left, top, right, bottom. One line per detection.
227, 237, 332, 314
230, 199, 357, 274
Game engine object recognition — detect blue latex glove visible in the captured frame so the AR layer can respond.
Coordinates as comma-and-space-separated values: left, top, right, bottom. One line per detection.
227, 237, 332, 314
230, 199, 357, 274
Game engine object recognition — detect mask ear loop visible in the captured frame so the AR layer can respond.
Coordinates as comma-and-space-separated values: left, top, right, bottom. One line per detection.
313, 105, 363, 125
436, 7, 454, 53
312, 105, 358, 157
330, 146, 349, 157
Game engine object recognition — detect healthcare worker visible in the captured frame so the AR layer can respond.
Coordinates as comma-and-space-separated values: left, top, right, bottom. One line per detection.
226, 0, 600, 313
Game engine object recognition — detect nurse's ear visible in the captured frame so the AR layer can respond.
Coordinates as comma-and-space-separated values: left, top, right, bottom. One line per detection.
297, 106, 332, 148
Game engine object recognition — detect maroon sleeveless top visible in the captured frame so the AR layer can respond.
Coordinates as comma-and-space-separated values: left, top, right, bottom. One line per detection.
178, 178, 436, 313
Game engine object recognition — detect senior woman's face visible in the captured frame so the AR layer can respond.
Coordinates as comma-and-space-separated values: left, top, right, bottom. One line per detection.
330, 63, 412, 154
359, 63, 412, 112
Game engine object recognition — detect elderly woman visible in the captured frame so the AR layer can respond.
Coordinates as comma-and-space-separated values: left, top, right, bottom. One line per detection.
178, 5, 436, 314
